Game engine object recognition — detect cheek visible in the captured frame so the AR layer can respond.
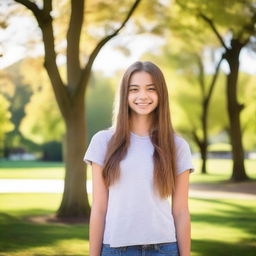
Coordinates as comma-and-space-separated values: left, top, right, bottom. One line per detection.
128, 94, 134, 105
153, 94, 159, 104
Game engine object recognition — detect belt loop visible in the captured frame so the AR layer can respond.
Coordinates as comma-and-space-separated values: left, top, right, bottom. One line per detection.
121, 246, 127, 251
154, 244, 158, 250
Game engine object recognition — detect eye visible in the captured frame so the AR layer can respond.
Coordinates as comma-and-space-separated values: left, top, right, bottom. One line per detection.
148, 87, 156, 91
129, 88, 138, 92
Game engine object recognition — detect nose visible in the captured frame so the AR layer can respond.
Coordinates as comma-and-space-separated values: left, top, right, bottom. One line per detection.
137, 89, 149, 99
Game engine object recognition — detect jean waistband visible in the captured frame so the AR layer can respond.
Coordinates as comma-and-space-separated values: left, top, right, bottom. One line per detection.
103, 241, 177, 250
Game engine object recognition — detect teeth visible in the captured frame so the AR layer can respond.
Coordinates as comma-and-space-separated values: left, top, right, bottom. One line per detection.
136, 103, 151, 105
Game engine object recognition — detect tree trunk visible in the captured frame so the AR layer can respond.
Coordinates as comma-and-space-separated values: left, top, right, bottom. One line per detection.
201, 106, 208, 174
200, 142, 207, 174
57, 96, 90, 219
191, 130, 207, 174
225, 39, 248, 181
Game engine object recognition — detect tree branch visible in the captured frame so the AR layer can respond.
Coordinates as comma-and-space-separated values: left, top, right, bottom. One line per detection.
199, 13, 229, 51
14, 0, 69, 117
195, 53, 205, 98
205, 54, 224, 106
14, 0, 42, 23
43, 0, 52, 14
191, 129, 202, 149
77, 0, 142, 98
67, 0, 84, 88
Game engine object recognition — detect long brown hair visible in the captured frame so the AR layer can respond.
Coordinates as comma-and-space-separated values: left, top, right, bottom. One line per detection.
102, 61, 177, 198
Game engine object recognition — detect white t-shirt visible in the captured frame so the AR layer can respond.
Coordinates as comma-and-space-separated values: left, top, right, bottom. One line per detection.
83, 128, 194, 247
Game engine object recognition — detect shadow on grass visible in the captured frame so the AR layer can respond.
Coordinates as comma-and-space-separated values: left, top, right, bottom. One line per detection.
0, 210, 88, 254
190, 198, 256, 255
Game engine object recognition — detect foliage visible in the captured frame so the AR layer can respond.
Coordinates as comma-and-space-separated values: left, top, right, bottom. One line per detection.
177, 0, 256, 40
1, 61, 39, 154
16, 58, 63, 144
19, 82, 64, 144
0, 93, 14, 150
18, 65, 115, 144
86, 71, 115, 139
238, 73, 256, 150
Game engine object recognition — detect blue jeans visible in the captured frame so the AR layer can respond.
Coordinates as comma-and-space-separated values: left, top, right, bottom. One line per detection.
100, 242, 179, 256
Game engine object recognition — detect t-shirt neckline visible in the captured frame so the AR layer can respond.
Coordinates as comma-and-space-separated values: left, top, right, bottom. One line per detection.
130, 131, 150, 139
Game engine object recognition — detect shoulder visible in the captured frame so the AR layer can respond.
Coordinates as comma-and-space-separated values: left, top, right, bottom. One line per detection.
91, 127, 115, 143
173, 133, 192, 156
84, 127, 115, 166
173, 133, 194, 174
174, 133, 190, 149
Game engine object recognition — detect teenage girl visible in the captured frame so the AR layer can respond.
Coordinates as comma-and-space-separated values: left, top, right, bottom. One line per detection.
84, 61, 194, 256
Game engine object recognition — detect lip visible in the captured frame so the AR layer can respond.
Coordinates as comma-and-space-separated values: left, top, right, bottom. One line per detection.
135, 102, 152, 105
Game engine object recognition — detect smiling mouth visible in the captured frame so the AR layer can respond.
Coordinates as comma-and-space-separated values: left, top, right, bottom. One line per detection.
135, 103, 152, 105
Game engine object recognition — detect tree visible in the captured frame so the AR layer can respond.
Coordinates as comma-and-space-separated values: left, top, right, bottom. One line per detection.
198, 4, 256, 181
177, 0, 256, 181
10, 0, 141, 219
169, 48, 224, 174
2, 60, 37, 156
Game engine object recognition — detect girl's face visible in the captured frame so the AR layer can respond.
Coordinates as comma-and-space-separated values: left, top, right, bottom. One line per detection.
128, 71, 158, 117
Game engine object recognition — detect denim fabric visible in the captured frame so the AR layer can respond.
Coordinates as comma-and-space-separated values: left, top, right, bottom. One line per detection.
100, 242, 179, 256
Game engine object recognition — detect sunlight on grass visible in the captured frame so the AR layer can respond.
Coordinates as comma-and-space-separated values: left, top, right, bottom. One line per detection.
0, 168, 65, 179
190, 198, 256, 256
0, 194, 62, 213
0, 160, 65, 179
7, 239, 89, 256
190, 158, 256, 183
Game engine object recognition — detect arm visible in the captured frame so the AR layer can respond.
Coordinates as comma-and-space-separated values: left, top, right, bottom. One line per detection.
89, 162, 109, 256
172, 170, 191, 256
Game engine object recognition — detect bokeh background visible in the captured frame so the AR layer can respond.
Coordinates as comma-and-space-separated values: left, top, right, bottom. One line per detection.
0, 0, 255, 256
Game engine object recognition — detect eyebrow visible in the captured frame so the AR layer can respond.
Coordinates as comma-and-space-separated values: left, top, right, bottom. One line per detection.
128, 83, 155, 87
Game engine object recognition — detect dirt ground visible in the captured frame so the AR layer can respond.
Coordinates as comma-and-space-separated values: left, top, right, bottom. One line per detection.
190, 180, 256, 199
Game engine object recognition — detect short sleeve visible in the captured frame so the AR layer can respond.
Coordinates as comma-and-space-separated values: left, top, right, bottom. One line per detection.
83, 131, 107, 167
175, 136, 195, 175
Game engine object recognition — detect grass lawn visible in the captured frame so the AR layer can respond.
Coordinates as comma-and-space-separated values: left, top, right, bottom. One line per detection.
0, 193, 255, 256
190, 158, 256, 183
0, 193, 89, 256
0, 159, 255, 255
0, 159, 255, 183
0, 160, 65, 179
190, 197, 256, 256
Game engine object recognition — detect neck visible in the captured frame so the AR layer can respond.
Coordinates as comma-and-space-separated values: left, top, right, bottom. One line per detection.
129, 114, 153, 136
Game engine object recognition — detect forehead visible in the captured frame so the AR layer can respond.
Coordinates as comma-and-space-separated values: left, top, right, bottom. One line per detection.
129, 71, 154, 85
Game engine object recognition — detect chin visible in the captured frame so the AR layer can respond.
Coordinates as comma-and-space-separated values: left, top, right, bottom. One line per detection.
134, 111, 154, 116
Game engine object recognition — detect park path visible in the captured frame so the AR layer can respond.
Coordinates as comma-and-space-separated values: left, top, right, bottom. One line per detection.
189, 181, 256, 200
0, 179, 256, 200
